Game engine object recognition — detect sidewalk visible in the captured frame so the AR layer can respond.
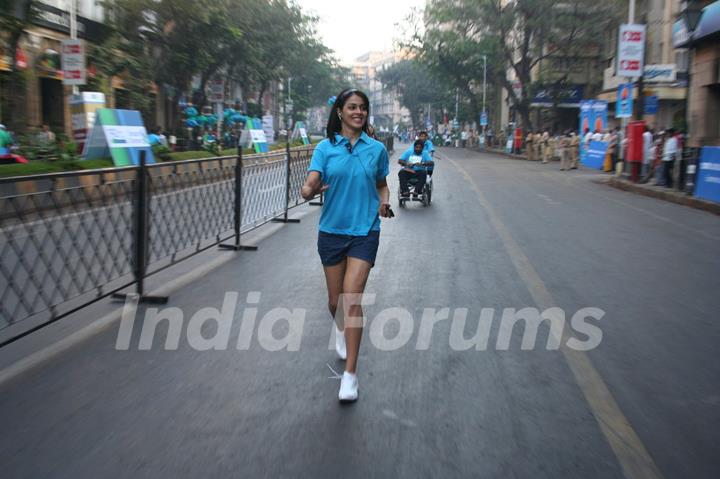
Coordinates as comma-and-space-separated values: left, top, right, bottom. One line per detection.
604, 176, 720, 216
473, 146, 720, 215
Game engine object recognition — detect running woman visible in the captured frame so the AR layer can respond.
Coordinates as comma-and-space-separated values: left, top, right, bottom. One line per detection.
301, 88, 392, 402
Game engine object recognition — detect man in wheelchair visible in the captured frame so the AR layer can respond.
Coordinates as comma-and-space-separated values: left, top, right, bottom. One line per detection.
398, 140, 434, 198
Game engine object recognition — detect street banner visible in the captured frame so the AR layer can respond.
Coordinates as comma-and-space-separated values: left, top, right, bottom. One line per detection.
291, 121, 311, 145
245, 118, 269, 153
579, 101, 592, 163
579, 100, 608, 163
617, 24, 646, 77
644, 95, 659, 115
694, 147, 720, 204
61, 39, 85, 85
584, 141, 609, 170
480, 111, 488, 127
593, 100, 608, 132
616, 83, 633, 118
83, 109, 155, 166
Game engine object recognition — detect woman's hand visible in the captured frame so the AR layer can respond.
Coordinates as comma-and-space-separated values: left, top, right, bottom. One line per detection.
378, 202, 393, 218
302, 171, 329, 200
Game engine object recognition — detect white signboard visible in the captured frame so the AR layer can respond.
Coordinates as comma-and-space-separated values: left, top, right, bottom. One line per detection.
250, 129, 268, 144
209, 79, 224, 103
102, 126, 150, 148
299, 127, 308, 142
617, 24, 646, 78
61, 39, 85, 85
512, 81, 522, 100
261, 114, 275, 143
644, 64, 677, 83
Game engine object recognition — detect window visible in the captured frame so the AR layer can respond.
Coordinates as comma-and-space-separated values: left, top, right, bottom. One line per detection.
675, 49, 689, 72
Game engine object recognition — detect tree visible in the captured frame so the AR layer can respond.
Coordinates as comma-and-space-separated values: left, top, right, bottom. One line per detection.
94, 0, 345, 130
378, 59, 450, 128
414, 0, 621, 130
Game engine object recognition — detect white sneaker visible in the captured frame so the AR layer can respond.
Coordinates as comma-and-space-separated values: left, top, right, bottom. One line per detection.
335, 325, 347, 360
338, 371, 358, 402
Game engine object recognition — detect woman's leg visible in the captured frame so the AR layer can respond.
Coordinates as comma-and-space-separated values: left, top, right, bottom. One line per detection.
323, 259, 347, 329
342, 257, 372, 374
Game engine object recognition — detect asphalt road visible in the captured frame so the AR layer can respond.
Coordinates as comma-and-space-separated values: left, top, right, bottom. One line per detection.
1, 146, 719, 478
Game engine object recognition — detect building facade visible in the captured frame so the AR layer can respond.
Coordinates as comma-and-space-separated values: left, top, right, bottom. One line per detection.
676, 0, 720, 147
1, 0, 110, 137
596, 0, 689, 131
351, 51, 411, 130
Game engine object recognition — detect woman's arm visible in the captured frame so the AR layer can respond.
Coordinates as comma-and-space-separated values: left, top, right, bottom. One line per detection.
302, 171, 328, 201
376, 179, 392, 218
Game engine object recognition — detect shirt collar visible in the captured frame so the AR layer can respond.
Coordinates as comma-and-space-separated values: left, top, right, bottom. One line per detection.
334, 131, 371, 146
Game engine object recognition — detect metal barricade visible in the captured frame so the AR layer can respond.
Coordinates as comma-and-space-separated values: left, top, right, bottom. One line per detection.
0, 145, 316, 346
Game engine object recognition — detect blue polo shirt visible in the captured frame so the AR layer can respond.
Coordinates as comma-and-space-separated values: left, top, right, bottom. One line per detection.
422, 139, 435, 153
399, 148, 433, 172
308, 132, 390, 236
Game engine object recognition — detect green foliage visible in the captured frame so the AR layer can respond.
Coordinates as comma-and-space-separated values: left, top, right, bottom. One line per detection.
405, 0, 622, 130
0, 158, 114, 178
378, 60, 452, 127
96, 0, 343, 129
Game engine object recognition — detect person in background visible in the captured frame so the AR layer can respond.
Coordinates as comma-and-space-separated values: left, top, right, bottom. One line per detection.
608, 128, 619, 173
559, 132, 570, 171
533, 130, 542, 161
661, 128, 678, 187
157, 128, 168, 147
569, 131, 580, 169
37, 124, 55, 145
526, 131, 535, 161
642, 126, 654, 180
0, 124, 14, 155
147, 127, 162, 146
541, 129, 550, 164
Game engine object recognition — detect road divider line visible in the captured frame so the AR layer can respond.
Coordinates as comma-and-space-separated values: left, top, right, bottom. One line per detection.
450, 157, 665, 479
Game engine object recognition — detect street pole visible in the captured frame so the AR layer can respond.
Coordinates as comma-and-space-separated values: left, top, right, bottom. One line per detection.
482, 54, 487, 139
70, 0, 79, 96
454, 88, 459, 128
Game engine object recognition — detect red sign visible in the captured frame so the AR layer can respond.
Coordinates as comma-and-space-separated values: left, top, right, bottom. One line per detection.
15, 48, 27, 69
622, 31, 643, 42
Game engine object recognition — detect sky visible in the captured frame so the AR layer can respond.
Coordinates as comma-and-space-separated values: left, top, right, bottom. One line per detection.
297, 0, 426, 65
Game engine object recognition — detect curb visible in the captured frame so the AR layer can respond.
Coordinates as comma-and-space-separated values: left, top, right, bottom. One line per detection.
473, 147, 551, 162
603, 177, 720, 216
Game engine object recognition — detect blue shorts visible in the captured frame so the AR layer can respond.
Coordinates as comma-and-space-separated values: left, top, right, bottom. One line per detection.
317, 231, 380, 267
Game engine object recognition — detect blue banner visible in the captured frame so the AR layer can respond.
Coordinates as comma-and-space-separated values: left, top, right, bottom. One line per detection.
644, 95, 659, 115
584, 141, 608, 170
579, 101, 592, 163
616, 83, 633, 118
480, 111, 488, 126
695, 146, 720, 204
579, 100, 608, 163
